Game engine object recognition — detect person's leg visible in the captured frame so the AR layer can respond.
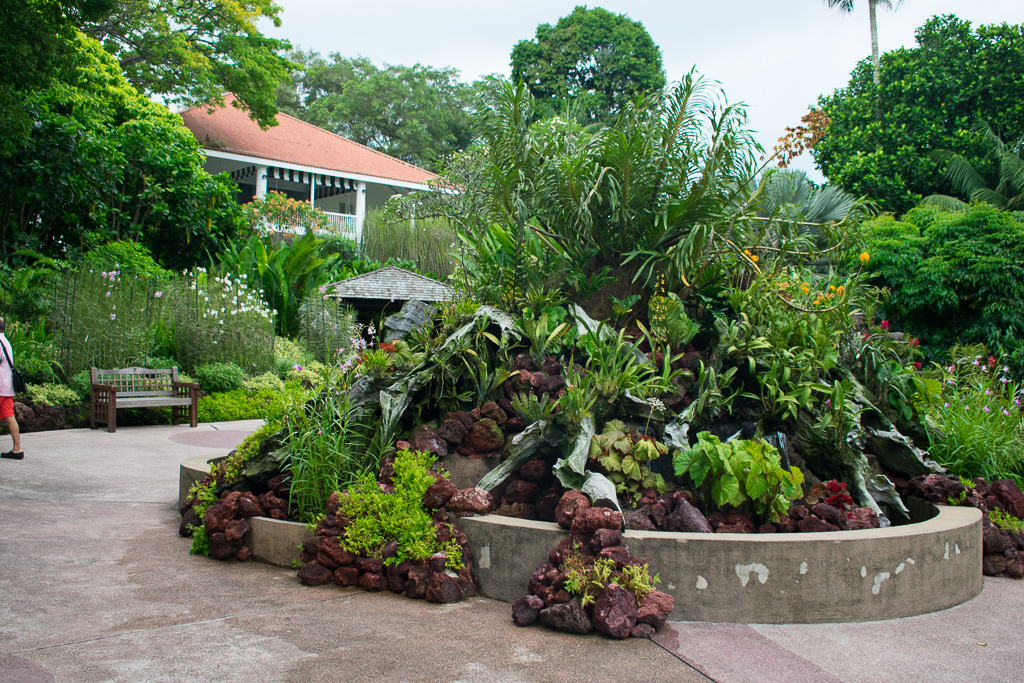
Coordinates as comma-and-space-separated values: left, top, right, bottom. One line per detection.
5, 415, 21, 453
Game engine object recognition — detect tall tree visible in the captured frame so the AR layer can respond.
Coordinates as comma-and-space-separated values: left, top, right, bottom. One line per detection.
510, 6, 665, 123
81, 0, 292, 128
277, 52, 474, 170
813, 16, 1024, 213
825, 0, 904, 86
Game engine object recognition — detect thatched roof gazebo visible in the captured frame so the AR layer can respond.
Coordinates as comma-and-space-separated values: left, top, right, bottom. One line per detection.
324, 266, 453, 311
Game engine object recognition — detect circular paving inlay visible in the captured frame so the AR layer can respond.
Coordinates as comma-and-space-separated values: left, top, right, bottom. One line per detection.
168, 429, 253, 450
0, 655, 56, 683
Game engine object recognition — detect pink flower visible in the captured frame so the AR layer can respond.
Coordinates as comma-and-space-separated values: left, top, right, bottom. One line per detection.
862, 333, 870, 341
109, 313, 116, 320
154, 291, 163, 298
914, 362, 922, 369
880, 320, 890, 331
911, 338, 919, 346
292, 364, 302, 372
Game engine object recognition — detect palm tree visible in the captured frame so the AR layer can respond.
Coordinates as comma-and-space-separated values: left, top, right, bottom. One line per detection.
922, 121, 1024, 212
825, 0, 904, 86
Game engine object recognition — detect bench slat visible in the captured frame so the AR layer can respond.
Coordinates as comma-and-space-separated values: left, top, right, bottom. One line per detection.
113, 397, 194, 408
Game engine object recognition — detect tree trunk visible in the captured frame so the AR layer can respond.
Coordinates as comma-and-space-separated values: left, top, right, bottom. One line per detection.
869, 0, 880, 85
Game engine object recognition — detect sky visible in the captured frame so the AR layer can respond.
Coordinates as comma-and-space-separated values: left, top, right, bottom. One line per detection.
259, 1, 1021, 181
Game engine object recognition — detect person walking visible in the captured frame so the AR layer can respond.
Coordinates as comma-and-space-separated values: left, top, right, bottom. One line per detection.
0, 317, 24, 459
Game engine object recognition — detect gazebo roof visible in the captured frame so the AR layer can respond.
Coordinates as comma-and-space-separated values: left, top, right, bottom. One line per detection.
325, 266, 453, 303
180, 94, 438, 186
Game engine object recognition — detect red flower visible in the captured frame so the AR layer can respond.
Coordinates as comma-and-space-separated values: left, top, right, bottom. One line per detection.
862, 333, 870, 340
880, 320, 890, 331
988, 355, 997, 369
911, 338, 920, 346
914, 361, 922, 369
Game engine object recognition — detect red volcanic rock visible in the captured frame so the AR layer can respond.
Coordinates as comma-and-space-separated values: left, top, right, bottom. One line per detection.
424, 477, 458, 510
512, 353, 535, 372
538, 600, 592, 634
257, 491, 286, 514
555, 490, 591, 529
237, 492, 262, 518
534, 487, 563, 522
481, 402, 507, 426
1002, 548, 1024, 579
512, 595, 545, 626
796, 516, 840, 533
404, 565, 430, 598
326, 491, 340, 515
775, 515, 796, 533
519, 459, 550, 484
207, 532, 241, 561
593, 584, 638, 639
548, 537, 587, 568
982, 554, 1005, 576
631, 623, 656, 639
649, 503, 668, 527
437, 418, 469, 445
624, 511, 657, 531
203, 501, 235, 534
235, 546, 252, 561
909, 474, 966, 505
267, 508, 288, 520
716, 523, 752, 534
662, 498, 712, 533
446, 487, 494, 514
590, 528, 623, 552
504, 479, 540, 505
787, 505, 811, 521
317, 536, 355, 569
983, 525, 1008, 555
758, 524, 777, 534
224, 518, 251, 545
299, 536, 321, 563
991, 480, 1024, 518
850, 507, 880, 529
811, 503, 850, 530
721, 508, 757, 532
408, 425, 448, 457
428, 552, 448, 573
504, 417, 526, 434
358, 572, 388, 592
570, 507, 623, 534
528, 562, 553, 594
637, 590, 675, 630
542, 356, 561, 375
426, 571, 462, 603
297, 561, 333, 585
494, 503, 536, 519
463, 418, 505, 453
333, 565, 360, 587
179, 507, 201, 537
355, 556, 384, 574
598, 545, 631, 568
446, 411, 476, 431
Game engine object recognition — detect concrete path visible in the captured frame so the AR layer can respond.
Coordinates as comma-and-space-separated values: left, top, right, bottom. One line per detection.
1, 422, 1021, 682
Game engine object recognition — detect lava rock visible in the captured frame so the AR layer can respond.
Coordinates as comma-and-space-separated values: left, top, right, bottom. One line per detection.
624, 511, 657, 531
590, 528, 623, 552
224, 518, 251, 544
207, 532, 241, 561
983, 524, 1008, 555
317, 536, 355, 569
355, 556, 384, 574
991, 480, 1024, 519
570, 507, 624, 534
593, 584, 638, 639
404, 565, 430, 598
446, 487, 494, 514
424, 477, 458, 510
716, 523, 751, 534
983, 554, 1006, 576
179, 507, 201, 537
203, 501, 236, 534
235, 546, 252, 561
326, 491, 340, 515
494, 503, 536, 519
462, 418, 505, 453
548, 537, 587, 567
519, 459, 549, 484
538, 599, 593, 634
662, 498, 713, 533
758, 524, 777, 534
504, 480, 540, 505
297, 561, 334, 585
850, 507, 881, 529
512, 595, 545, 626
359, 572, 388, 592
257, 492, 286, 514
637, 590, 675, 630
237, 492, 262, 518
408, 425, 448, 457
909, 474, 966, 505
333, 566, 360, 587
650, 503, 668, 527
598, 545, 631, 568
811, 503, 850, 530
775, 515, 796, 533
437, 418, 469, 445
787, 505, 811, 521
555, 490, 591, 529
630, 623, 656, 639
512, 353, 535, 372
796, 516, 840, 533
481, 402, 507, 426
426, 571, 462, 603
1002, 548, 1024, 579
534, 488, 563, 522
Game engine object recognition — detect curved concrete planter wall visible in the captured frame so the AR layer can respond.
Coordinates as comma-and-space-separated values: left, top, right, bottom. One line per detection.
180, 457, 983, 623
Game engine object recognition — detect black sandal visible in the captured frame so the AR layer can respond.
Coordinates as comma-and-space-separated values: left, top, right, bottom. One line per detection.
1, 451, 24, 459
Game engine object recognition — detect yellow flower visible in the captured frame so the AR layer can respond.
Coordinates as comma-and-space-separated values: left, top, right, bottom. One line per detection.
837, 285, 845, 294
813, 299, 821, 305
859, 252, 870, 263
802, 287, 810, 294
828, 285, 836, 292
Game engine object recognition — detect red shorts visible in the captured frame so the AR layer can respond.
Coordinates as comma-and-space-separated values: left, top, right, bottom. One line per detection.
0, 396, 12, 420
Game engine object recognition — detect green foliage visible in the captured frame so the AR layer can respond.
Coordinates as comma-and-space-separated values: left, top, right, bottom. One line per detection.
278, 53, 474, 170
0, 253, 67, 326
197, 383, 307, 423
645, 293, 699, 349
24, 383, 82, 406
814, 16, 1024, 213
511, 392, 557, 426
317, 234, 361, 264
674, 432, 805, 523
922, 121, 1024, 212
562, 542, 659, 607
82, 0, 292, 128
77, 241, 171, 280
194, 362, 247, 394
989, 508, 1024, 534
242, 371, 284, 394
859, 205, 1024, 371
189, 524, 209, 556
3, 320, 61, 384
521, 312, 569, 366
510, 6, 666, 123
340, 449, 461, 568
921, 345, 1024, 488
0, 32, 244, 267
274, 337, 317, 375
619, 563, 660, 603
68, 370, 92, 399
361, 211, 457, 280
283, 379, 374, 522
588, 420, 670, 505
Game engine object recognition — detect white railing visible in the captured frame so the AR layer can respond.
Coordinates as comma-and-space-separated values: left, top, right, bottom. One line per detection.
315, 212, 361, 242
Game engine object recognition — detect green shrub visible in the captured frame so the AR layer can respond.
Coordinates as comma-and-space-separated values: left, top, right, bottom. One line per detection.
274, 337, 317, 376
68, 370, 91, 398
77, 241, 171, 280
194, 362, 247, 394
341, 449, 463, 568
25, 383, 82, 406
243, 372, 285, 394
197, 381, 308, 423
860, 205, 1024, 371
318, 235, 361, 263
285, 362, 326, 387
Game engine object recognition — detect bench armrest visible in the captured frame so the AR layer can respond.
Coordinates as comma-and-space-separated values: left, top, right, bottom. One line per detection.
91, 383, 117, 395
172, 381, 199, 400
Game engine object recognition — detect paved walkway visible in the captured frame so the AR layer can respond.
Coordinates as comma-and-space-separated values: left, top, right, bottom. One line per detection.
0, 421, 1020, 682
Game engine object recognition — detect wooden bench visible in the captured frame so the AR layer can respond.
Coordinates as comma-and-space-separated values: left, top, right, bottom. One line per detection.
90, 367, 199, 433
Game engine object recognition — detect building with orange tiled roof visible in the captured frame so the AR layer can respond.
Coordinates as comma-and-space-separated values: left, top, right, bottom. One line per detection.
180, 94, 439, 243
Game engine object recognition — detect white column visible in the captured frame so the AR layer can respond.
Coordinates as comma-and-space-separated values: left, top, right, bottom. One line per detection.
310, 173, 316, 207
355, 181, 367, 244
255, 165, 268, 198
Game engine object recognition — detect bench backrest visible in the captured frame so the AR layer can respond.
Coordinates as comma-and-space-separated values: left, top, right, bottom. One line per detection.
91, 366, 179, 396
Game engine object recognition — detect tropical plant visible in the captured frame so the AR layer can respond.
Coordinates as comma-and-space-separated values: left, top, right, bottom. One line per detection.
510, 391, 558, 426
922, 121, 1024, 212
824, 0, 904, 86
673, 432, 805, 523
588, 419, 670, 505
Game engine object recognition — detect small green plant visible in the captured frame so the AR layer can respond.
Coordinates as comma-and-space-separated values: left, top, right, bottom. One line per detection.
562, 543, 616, 608
989, 508, 1024, 534
619, 563, 660, 603
242, 371, 285, 394
340, 449, 463, 569
194, 362, 247, 394
198, 384, 308, 423
521, 311, 569, 365
559, 364, 597, 425
188, 525, 209, 556
510, 391, 557, 425
24, 383, 82, 406
674, 431, 805, 522
588, 419, 670, 505
609, 294, 641, 326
